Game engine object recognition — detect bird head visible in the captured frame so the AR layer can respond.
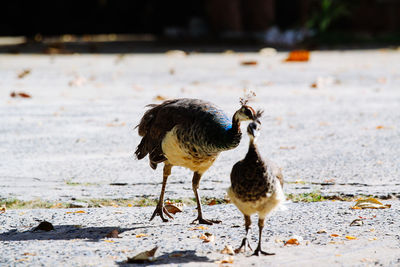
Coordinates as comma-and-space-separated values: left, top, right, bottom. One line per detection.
247, 110, 263, 142
235, 105, 256, 121
234, 95, 257, 121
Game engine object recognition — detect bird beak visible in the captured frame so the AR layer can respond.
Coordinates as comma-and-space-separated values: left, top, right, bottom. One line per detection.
248, 123, 256, 136
248, 127, 255, 137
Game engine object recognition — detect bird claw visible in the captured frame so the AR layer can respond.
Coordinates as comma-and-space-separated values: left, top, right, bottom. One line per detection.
191, 217, 221, 225
149, 205, 174, 222
235, 237, 252, 254
252, 249, 275, 256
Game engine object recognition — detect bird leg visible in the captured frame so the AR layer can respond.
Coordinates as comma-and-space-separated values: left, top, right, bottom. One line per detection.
252, 218, 275, 256
235, 215, 253, 253
191, 172, 221, 225
150, 163, 173, 222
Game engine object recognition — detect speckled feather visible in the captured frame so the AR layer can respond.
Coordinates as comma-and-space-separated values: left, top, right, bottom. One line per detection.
135, 98, 242, 169
230, 143, 284, 202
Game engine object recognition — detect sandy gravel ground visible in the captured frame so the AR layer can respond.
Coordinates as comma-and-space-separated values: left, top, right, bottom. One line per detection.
1, 50, 400, 266
1, 202, 399, 266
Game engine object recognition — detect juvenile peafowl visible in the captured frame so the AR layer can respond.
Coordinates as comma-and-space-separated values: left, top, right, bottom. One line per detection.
135, 98, 256, 225
228, 111, 285, 255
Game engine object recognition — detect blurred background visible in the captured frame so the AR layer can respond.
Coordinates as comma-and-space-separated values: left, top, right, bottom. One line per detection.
1, 0, 400, 53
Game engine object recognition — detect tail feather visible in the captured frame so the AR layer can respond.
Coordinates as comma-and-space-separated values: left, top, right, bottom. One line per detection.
135, 99, 183, 169
136, 104, 159, 136
135, 102, 170, 167
135, 137, 148, 160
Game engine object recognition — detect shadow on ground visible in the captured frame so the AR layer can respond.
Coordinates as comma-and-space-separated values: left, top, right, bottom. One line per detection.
0, 224, 160, 241
116, 250, 212, 266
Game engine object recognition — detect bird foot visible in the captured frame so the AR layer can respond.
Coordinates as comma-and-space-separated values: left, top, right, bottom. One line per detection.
252, 248, 275, 256
191, 217, 221, 225
149, 205, 174, 222
234, 237, 252, 254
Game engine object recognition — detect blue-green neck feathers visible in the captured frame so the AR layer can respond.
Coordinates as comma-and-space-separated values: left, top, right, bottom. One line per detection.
205, 107, 240, 150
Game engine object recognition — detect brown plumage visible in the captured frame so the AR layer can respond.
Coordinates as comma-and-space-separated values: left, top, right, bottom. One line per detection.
228, 112, 285, 255
135, 98, 256, 224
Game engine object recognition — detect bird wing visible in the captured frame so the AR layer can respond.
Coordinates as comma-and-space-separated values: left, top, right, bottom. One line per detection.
135, 98, 222, 169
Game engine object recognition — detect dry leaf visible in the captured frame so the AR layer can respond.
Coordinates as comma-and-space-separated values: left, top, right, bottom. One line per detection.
310, 76, 334, 89
23, 252, 36, 256
279, 146, 296, 150
104, 240, 115, 243
216, 256, 234, 264
33, 221, 54, 231
259, 47, 277, 56
51, 203, 63, 208
153, 95, 168, 101
68, 76, 86, 87
66, 210, 86, 214
0, 205, 6, 214
127, 246, 158, 263
15, 258, 29, 262
345, 235, 357, 240
368, 237, 378, 241
317, 229, 327, 234
223, 50, 235, 54
284, 238, 299, 246
240, 60, 258, 66
361, 258, 373, 262
189, 226, 208, 231
164, 203, 183, 214
10, 91, 32, 98
349, 219, 363, 226
199, 232, 215, 243
220, 245, 235, 255
106, 122, 126, 127
106, 229, 120, 238
352, 198, 391, 209
330, 234, 340, 237
207, 199, 217, 206
18, 69, 31, 79
285, 50, 310, 62
165, 50, 187, 57
136, 233, 148, 238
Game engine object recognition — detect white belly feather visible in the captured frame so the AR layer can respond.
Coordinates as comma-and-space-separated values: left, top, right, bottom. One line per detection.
162, 128, 218, 174
227, 179, 285, 219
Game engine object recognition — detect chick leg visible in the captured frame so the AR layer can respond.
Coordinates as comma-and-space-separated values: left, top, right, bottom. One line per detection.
191, 171, 221, 225
150, 163, 173, 222
252, 218, 275, 256
235, 215, 253, 253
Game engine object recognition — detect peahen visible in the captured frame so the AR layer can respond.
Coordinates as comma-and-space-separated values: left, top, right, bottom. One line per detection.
228, 111, 285, 255
135, 97, 256, 225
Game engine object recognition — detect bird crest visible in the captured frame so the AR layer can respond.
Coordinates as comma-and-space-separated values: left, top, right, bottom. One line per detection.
239, 91, 256, 107
254, 109, 264, 120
